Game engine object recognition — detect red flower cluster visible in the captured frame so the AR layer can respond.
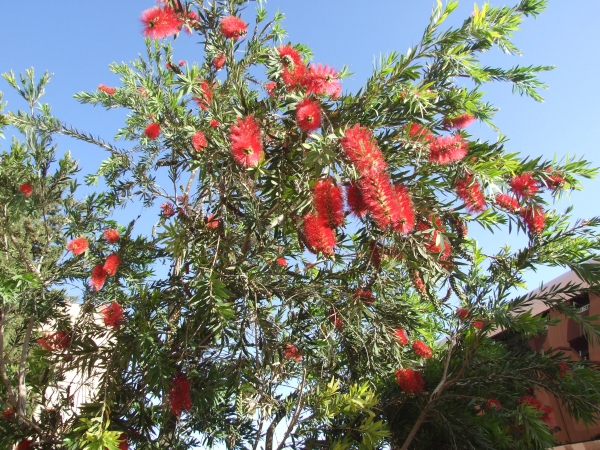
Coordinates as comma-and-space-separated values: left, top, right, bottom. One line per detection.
194, 80, 212, 110
141, 6, 182, 39
278, 45, 306, 88
117, 433, 129, 450
359, 174, 415, 233
210, 119, 219, 128
510, 173, 539, 198
67, 237, 88, 255
520, 205, 545, 234
17, 440, 32, 450
98, 84, 116, 96
192, 131, 207, 151
394, 184, 416, 234
265, 81, 277, 97
408, 123, 431, 140
354, 289, 375, 304
417, 219, 451, 261
472, 320, 485, 329
103, 228, 120, 244
1, 407, 14, 421
305, 63, 341, 98
340, 125, 387, 176
486, 398, 501, 410
230, 116, 263, 167
495, 193, 519, 212
213, 54, 226, 69
104, 254, 121, 276
102, 302, 125, 328
19, 182, 33, 197
558, 361, 570, 377
276, 257, 287, 267
346, 182, 367, 218
394, 328, 409, 346
220, 16, 247, 39
428, 134, 468, 165
205, 214, 219, 229
161, 202, 175, 218
302, 213, 336, 255
169, 373, 192, 417
144, 122, 161, 140
396, 368, 424, 394
412, 340, 433, 359
543, 168, 566, 189
518, 396, 553, 425
90, 264, 108, 291
456, 308, 470, 321
283, 344, 302, 361
296, 98, 322, 132
455, 173, 486, 213
37, 331, 71, 351
410, 270, 426, 294
313, 179, 344, 228
443, 113, 475, 130
328, 307, 343, 330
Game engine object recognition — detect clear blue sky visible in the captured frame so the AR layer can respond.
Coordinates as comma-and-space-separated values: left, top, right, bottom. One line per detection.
1, 0, 599, 289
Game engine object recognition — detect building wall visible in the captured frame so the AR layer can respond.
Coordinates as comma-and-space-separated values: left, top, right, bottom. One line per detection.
530, 292, 600, 445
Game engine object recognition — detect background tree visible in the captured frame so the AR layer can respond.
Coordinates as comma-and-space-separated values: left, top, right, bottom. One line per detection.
2, 0, 600, 449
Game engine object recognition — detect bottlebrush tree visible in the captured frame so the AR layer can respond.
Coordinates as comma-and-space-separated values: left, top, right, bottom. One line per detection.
2, 1, 600, 449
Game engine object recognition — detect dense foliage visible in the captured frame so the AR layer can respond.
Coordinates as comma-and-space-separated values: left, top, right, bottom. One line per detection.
1, 1, 600, 449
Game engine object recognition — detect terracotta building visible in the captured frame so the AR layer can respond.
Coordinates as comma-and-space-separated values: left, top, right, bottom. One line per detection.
494, 270, 600, 448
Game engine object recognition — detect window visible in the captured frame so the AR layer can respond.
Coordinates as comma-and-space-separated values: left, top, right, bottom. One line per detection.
569, 335, 589, 360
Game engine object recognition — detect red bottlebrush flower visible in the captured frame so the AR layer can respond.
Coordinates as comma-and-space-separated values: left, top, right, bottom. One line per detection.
305, 63, 341, 98
543, 168, 566, 189
394, 328, 409, 346
144, 122, 161, 139
396, 368, 424, 395
328, 307, 343, 330
355, 289, 375, 304
67, 237, 88, 255
541, 405, 553, 425
412, 340, 433, 359
368, 242, 383, 269
90, 264, 109, 291
141, 6, 182, 39
265, 81, 277, 97
276, 257, 288, 267
428, 134, 468, 165
495, 193, 520, 212
283, 344, 302, 361
103, 254, 121, 277
296, 98, 322, 132
455, 173, 486, 213
19, 182, 33, 197
359, 172, 403, 230
37, 331, 71, 351
230, 116, 263, 167
102, 302, 125, 328
213, 54, 226, 69
220, 16, 248, 40
118, 434, 129, 450
278, 45, 306, 88
302, 213, 336, 255
410, 271, 426, 294
161, 202, 175, 218
205, 214, 219, 229
408, 123, 432, 140
103, 228, 120, 244
472, 320, 485, 329
98, 84, 116, 96
193, 80, 212, 111
393, 184, 416, 234
417, 220, 446, 254
456, 308, 470, 321
210, 119, 219, 128
192, 131, 207, 151
443, 113, 475, 130
558, 361, 570, 377
520, 205, 546, 234
486, 398, 501, 410
1, 407, 14, 421
178, 60, 186, 67
313, 179, 344, 228
346, 182, 367, 218
519, 396, 543, 409
169, 373, 192, 417
340, 125, 387, 176
510, 173, 539, 198
17, 440, 32, 450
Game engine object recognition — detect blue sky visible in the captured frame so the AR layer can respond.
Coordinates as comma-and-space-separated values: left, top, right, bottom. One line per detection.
1, 0, 599, 290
